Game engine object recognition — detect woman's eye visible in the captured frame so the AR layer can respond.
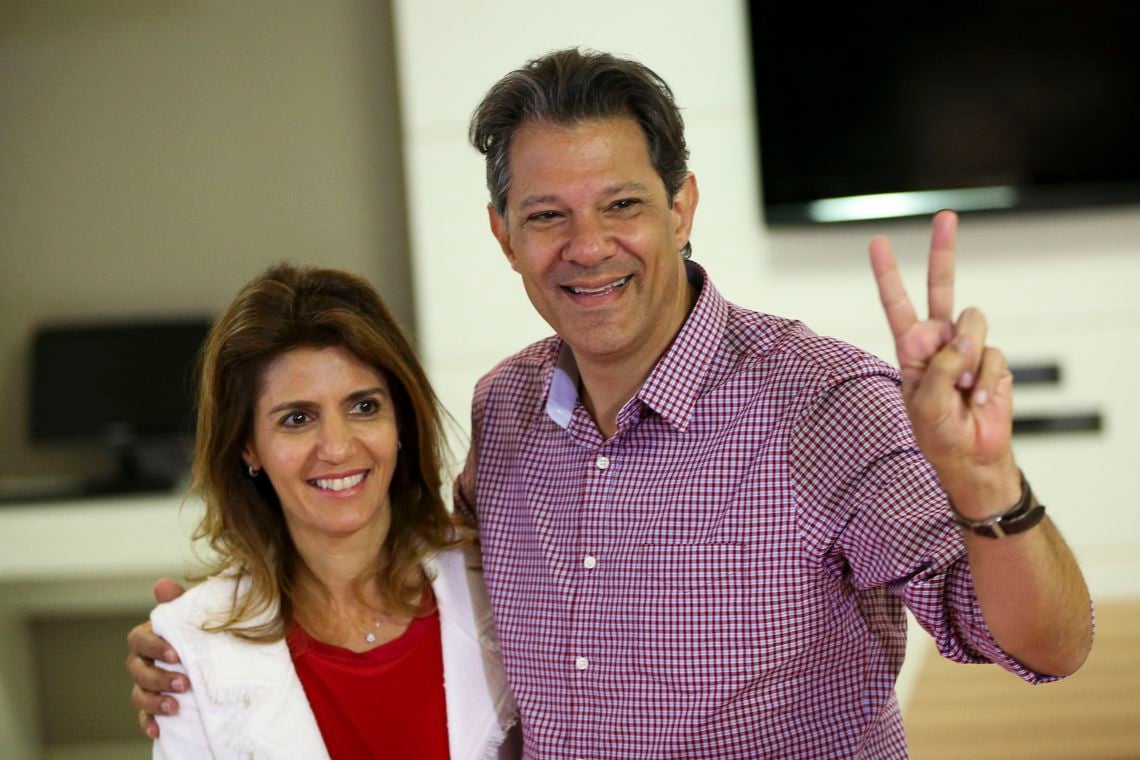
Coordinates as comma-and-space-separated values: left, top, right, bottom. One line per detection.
354, 399, 378, 415
281, 412, 309, 428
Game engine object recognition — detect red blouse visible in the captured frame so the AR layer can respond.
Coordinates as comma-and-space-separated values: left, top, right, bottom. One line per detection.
287, 606, 450, 759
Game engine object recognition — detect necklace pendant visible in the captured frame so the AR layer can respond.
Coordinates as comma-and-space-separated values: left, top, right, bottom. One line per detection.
365, 632, 377, 644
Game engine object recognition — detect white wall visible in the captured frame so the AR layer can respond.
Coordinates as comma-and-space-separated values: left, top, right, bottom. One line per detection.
390, 0, 1140, 602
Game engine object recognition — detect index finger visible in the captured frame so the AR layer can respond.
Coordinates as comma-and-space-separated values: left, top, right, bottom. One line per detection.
927, 209, 958, 323
127, 620, 179, 664
869, 233, 918, 340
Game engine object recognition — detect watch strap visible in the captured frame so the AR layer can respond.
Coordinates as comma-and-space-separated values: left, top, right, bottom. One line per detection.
950, 471, 1047, 539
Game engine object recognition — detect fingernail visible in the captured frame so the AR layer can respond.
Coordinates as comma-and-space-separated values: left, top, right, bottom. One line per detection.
955, 336, 973, 354
171, 677, 186, 692
973, 389, 989, 406
163, 650, 178, 664
147, 724, 158, 739
161, 699, 175, 715
957, 371, 974, 389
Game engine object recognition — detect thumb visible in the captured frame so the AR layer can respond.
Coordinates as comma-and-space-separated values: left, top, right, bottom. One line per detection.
153, 578, 186, 604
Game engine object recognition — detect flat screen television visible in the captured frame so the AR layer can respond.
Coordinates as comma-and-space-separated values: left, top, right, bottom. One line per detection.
29, 318, 212, 495
747, 2, 1140, 224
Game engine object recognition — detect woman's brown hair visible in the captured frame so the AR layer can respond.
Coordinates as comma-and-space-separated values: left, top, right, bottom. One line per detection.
192, 263, 455, 640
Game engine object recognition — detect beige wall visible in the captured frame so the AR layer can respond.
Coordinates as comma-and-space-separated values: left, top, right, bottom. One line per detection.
0, 0, 412, 483
0, 3, 408, 756
2, 0, 1136, 755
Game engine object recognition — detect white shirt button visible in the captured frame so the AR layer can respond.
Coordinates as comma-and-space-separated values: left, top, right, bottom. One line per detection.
595, 455, 610, 470
583, 555, 597, 570
575, 656, 589, 671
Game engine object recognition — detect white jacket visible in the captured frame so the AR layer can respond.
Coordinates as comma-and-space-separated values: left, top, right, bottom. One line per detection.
152, 544, 519, 759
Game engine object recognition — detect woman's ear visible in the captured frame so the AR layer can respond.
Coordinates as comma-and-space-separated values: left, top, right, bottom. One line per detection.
242, 444, 260, 472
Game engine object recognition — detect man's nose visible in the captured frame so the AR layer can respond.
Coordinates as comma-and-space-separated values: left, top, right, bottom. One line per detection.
562, 213, 612, 266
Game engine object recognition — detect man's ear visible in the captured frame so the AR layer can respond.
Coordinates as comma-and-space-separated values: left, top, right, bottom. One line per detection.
488, 203, 519, 270
671, 172, 700, 252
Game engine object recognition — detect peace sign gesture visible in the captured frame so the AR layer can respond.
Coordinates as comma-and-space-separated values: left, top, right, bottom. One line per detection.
869, 210, 1019, 513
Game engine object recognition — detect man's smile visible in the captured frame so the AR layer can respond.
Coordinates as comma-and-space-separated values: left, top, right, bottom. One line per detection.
563, 276, 630, 297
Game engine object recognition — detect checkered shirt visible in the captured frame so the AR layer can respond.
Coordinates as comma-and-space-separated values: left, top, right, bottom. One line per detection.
456, 262, 1049, 759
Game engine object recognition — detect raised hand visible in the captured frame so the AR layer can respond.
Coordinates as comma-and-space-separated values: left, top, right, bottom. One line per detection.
869, 210, 1019, 514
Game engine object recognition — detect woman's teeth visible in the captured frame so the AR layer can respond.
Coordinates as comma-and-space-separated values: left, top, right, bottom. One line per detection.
569, 276, 630, 296
313, 473, 366, 491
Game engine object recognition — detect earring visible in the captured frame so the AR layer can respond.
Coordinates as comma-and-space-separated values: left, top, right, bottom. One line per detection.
247, 464, 260, 478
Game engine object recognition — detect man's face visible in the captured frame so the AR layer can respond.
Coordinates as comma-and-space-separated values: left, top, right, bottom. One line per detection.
489, 117, 698, 372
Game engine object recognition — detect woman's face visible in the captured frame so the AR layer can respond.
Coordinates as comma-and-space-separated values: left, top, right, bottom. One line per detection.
243, 345, 400, 548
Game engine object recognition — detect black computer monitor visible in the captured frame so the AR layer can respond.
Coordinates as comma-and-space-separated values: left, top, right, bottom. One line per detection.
29, 318, 212, 495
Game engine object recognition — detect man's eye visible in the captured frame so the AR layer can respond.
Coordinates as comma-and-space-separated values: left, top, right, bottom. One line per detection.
610, 198, 641, 211
527, 211, 561, 223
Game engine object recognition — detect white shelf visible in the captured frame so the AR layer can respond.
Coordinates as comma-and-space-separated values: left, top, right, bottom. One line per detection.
0, 494, 208, 760
0, 494, 205, 584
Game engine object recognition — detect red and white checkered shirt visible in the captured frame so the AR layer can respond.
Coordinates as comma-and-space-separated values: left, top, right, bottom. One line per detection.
457, 263, 1049, 759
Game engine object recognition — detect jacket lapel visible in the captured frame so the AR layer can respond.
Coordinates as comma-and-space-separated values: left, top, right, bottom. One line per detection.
428, 545, 518, 760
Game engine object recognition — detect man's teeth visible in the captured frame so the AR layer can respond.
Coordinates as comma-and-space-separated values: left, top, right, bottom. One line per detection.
569, 276, 629, 296
313, 473, 366, 491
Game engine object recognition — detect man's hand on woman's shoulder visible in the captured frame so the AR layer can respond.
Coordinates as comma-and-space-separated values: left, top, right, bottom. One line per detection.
126, 578, 188, 739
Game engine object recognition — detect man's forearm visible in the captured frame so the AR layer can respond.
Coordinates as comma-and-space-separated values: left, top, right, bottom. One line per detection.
965, 516, 1093, 677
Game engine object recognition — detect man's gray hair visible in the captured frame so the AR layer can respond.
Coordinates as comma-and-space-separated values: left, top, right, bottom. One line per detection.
469, 48, 692, 257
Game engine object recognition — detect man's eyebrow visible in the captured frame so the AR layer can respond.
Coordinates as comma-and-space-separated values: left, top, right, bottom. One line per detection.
516, 183, 652, 212
602, 181, 651, 196
518, 194, 560, 211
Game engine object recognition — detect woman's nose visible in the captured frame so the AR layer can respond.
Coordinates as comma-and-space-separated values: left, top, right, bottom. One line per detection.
316, 418, 355, 461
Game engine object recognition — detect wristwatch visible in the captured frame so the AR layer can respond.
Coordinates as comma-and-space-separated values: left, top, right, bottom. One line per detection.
949, 471, 1047, 539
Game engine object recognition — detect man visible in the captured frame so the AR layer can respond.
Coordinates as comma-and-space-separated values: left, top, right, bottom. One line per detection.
130, 48, 1092, 757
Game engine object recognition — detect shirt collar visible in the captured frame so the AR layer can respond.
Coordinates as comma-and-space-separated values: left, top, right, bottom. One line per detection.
546, 346, 579, 429
545, 260, 727, 432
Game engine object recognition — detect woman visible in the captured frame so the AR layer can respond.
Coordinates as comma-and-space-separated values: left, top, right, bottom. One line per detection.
150, 264, 518, 759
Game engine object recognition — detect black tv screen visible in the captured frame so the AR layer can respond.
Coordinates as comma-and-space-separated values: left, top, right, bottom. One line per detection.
30, 319, 210, 446
748, 2, 1140, 224
27, 319, 211, 495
